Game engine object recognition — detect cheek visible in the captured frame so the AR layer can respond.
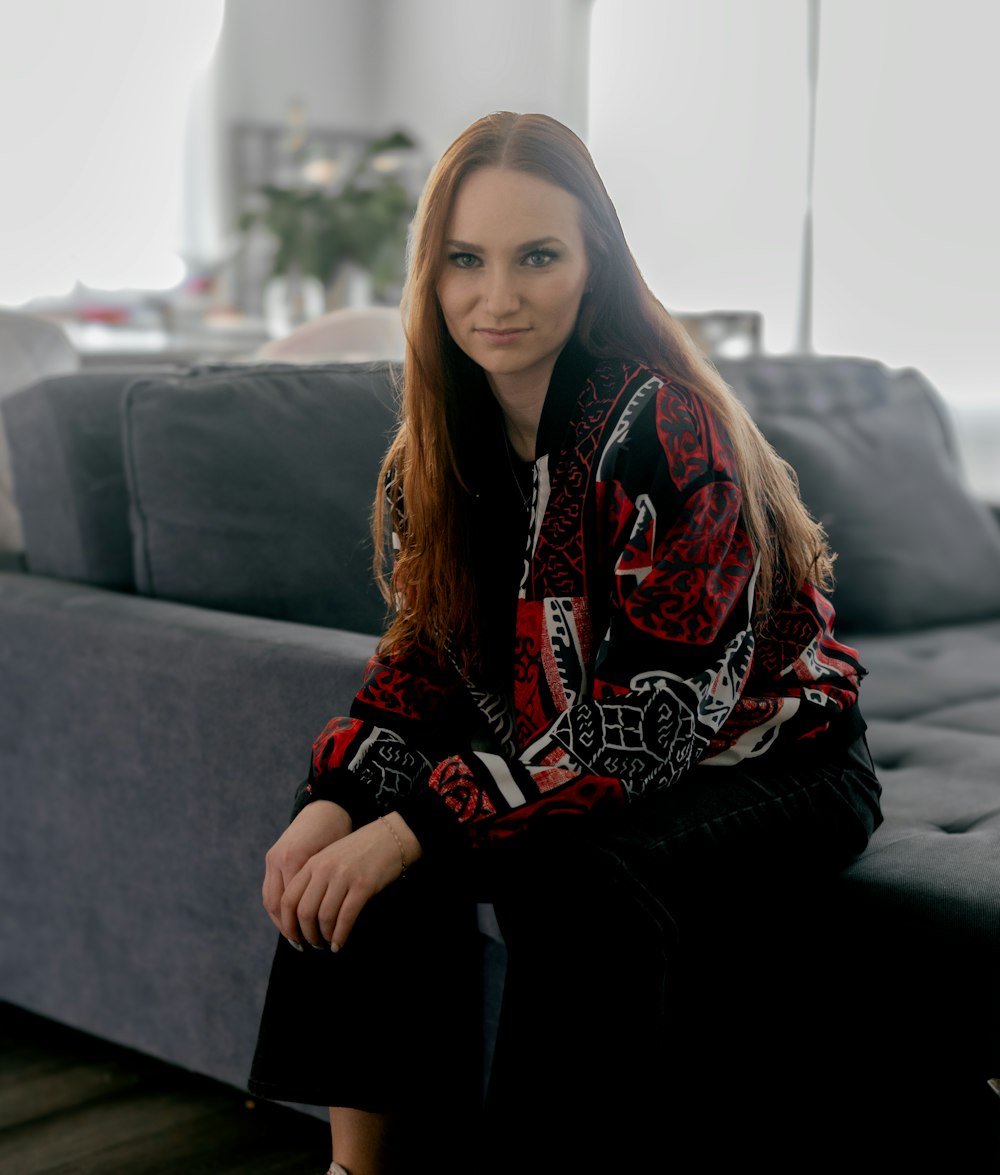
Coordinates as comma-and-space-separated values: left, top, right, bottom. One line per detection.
548, 275, 588, 321
436, 277, 469, 323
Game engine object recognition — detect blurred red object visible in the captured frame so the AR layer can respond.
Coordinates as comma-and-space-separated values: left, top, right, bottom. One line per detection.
79, 306, 131, 325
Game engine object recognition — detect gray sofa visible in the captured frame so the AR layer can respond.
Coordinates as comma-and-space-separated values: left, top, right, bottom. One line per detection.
1, 354, 999, 1163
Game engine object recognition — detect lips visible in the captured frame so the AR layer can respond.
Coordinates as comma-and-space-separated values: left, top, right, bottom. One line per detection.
476, 327, 529, 344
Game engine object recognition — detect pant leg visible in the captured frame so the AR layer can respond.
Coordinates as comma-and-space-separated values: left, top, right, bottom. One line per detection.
478, 737, 881, 1171
247, 855, 483, 1122
480, 833, 678, 1171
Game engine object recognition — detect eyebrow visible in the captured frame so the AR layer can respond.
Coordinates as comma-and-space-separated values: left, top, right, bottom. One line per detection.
444, 236, 566, 252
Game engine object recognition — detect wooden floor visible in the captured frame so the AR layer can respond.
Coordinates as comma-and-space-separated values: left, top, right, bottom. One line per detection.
0, 1002, 331, 1174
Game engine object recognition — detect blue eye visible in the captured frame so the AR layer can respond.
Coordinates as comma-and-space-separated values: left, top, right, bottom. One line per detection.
524, 248, 558, 267
448, 251, 479, 268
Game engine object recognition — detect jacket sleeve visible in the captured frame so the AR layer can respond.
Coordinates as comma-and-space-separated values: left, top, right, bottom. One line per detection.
393, 380, 863, 848
300, 468, 476, 835
302, 641, 474, 836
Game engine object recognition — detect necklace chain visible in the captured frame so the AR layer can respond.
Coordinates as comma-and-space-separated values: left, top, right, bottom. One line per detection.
500, 419, 531, 511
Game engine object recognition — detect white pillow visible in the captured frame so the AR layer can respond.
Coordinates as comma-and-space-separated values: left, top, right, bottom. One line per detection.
0, 310, 79, 550
254, 306, 405, 364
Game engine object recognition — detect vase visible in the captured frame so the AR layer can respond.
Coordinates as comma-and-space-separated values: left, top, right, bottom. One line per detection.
343, 262, 374, 309
263, 270, 327, 338
327, 261, 374, 312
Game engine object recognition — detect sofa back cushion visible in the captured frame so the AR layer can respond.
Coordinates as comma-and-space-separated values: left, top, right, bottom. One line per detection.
716, 356, 1000, 633
1, 368, 164, 588
122, 362, 397, 634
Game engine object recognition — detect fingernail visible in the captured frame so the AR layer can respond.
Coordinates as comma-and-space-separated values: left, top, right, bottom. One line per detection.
330, 941, 340, 954
309, 942, 326, 952
285, 937, 304, 952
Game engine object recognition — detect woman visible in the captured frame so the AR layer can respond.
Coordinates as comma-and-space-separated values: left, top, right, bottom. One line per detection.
248, 112, 881, 1174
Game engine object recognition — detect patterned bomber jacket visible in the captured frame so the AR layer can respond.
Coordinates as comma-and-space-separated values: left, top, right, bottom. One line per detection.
304, 341, 867, 849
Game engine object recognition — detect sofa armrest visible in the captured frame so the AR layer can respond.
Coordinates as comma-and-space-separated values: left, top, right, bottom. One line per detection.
0, 572, 377, 1090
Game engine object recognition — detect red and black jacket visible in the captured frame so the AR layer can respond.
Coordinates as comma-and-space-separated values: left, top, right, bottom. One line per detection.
306, 339, 867, 849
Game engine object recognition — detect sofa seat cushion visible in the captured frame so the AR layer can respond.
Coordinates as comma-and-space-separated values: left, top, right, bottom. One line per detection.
716, 356, 1000, 633
851, 618, 1000, 729
122, 362, 398, 633
842, 719, 1000, 951
839, 618, 1000, 953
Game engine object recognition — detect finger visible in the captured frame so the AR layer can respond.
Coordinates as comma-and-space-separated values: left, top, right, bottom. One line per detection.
263, 848, 309, 931
316, 877, 351, 948
262, 862, 285, 933
278, 865, 312, 944
296, 873, 340, 949
328, 885, 372, 952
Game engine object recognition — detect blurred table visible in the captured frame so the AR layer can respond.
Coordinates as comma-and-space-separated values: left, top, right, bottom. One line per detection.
60, 321, 271, 367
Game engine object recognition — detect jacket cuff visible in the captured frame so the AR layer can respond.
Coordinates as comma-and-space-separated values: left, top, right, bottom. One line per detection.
395, 788, 468, 855
302, 766, 382, 830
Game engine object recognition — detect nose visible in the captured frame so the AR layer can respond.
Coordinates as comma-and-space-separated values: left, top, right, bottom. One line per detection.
483, 268, 520, 319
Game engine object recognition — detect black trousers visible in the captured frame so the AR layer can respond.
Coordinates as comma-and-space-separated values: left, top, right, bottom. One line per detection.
248, 734, 882, 1172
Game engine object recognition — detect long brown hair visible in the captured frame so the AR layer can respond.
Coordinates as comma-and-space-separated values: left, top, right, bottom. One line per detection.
375, 111, 833, 674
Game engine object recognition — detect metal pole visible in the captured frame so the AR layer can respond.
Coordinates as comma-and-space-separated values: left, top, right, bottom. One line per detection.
796, 0, 821, 354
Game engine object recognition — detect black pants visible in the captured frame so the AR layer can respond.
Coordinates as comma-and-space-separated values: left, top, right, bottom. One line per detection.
248, 734, 882, 1171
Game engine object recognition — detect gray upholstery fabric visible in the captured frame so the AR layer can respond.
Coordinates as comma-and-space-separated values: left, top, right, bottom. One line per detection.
0, 310, 79, 551
837, 618, 1000, 948
123, 362, 398, 634
0, 570, 378, 1094
717, 357, 1000, 632
1, 368, 176, 589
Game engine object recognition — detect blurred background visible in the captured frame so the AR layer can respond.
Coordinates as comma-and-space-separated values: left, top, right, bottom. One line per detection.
0, 0, 995, 492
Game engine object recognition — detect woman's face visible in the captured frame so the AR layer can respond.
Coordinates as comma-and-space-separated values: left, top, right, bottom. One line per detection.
436, 166, 590, 397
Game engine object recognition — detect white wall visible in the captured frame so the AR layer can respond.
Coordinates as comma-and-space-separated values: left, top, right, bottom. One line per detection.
370, 0, 593, 158
211, 0, 375, 128
209, 0, 593, 153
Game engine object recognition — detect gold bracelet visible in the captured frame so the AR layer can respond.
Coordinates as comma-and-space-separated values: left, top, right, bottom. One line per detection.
379, 814, 408, 877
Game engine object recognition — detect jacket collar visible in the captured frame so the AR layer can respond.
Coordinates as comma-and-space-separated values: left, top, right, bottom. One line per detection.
534, 333, 598, 460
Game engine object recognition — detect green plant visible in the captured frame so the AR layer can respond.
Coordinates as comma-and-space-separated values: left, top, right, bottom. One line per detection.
238, 130, 418, 299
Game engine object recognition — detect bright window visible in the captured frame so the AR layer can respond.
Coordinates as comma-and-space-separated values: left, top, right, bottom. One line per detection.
588, 0, 810, 354
811, 0, 998, 406
588, 0, 998, 409
0, 0, 225, 305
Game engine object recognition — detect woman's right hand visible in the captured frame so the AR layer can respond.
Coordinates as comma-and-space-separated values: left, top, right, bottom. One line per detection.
262, 799, 352, 942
